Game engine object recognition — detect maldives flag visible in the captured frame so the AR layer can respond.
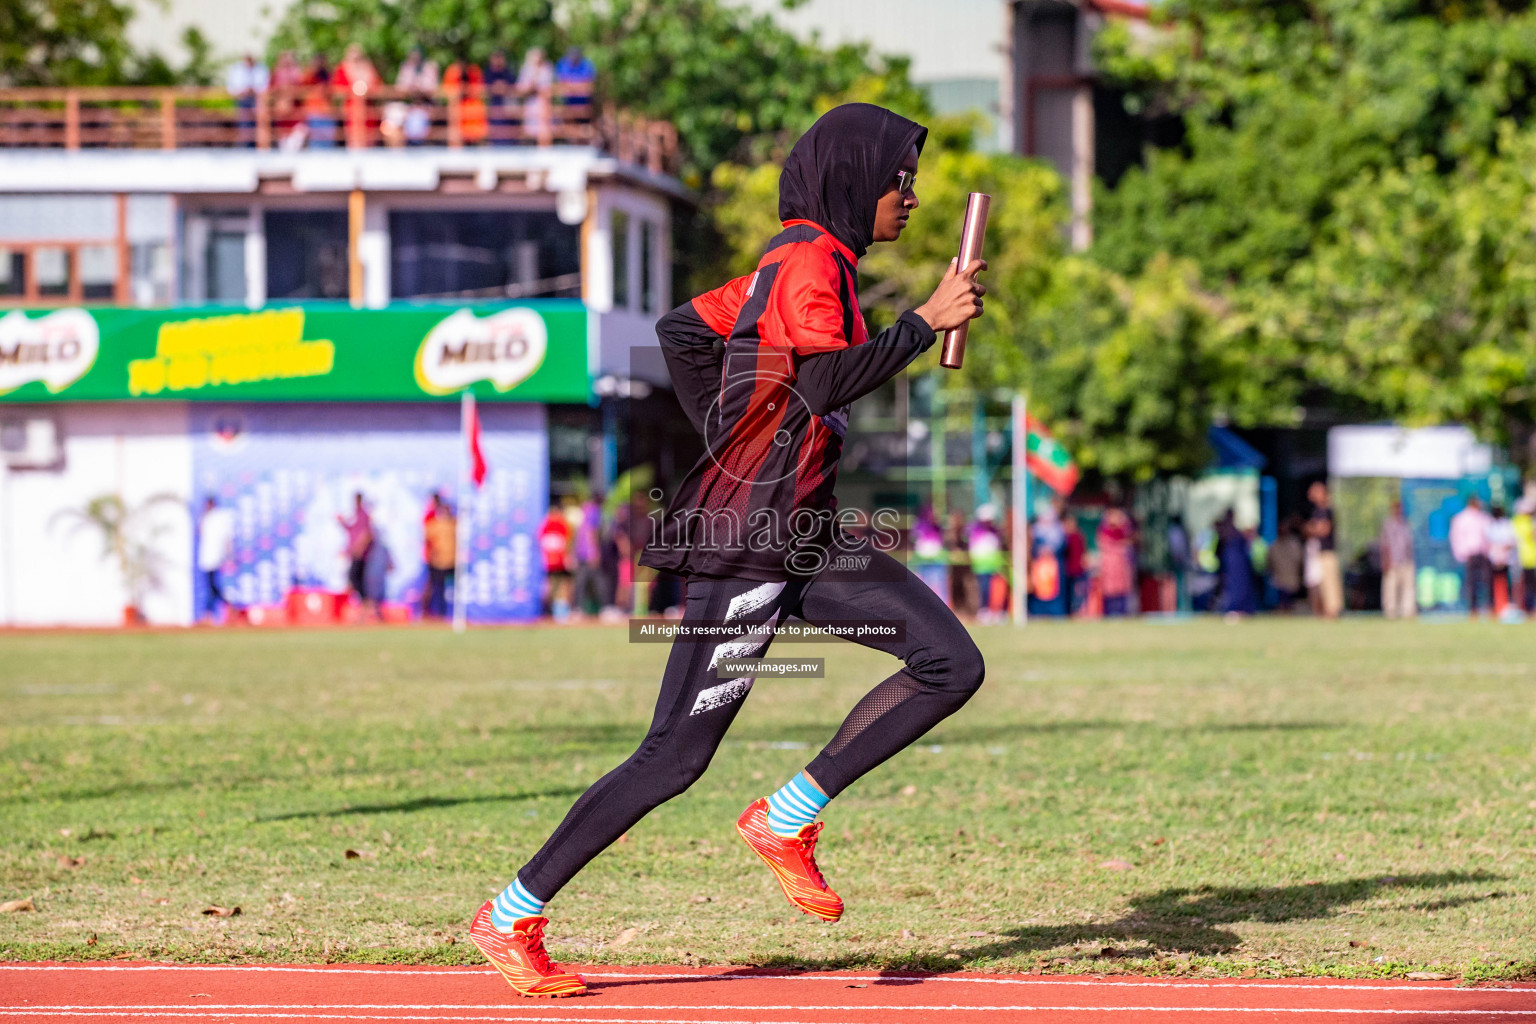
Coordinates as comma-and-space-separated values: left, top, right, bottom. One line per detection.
1024, 413, 1079, 495
464, 391, 487, 488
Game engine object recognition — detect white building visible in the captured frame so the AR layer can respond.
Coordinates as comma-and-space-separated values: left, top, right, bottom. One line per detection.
0, 88, 687, 626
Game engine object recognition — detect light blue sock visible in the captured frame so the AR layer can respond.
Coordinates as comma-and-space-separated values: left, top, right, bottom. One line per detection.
490, 877, 546, 931
766, 771, 830, 837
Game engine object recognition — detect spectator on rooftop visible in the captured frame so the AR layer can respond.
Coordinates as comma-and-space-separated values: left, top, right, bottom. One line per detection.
554, 45, 595, 118
443, 61, 489, 145
333, 44, 380, 144
485, 50, 516, 145
335, 43, 381, 95
395, 48, 440, 94
404, 98, 432, 145
301, 55, 338, 148
269, 51, 304, 139
517, 47, 554, 144
271, 50, 304, 89
225, 54, 269, 148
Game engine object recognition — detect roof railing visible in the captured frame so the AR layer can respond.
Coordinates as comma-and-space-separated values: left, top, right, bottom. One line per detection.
0, 84, 679, 175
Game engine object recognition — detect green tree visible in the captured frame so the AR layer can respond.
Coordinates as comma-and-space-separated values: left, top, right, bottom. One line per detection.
1288, 123, 1536, 454
1025, 255, 1301, 479
1084, 0, 1536, 465
268, 0, 563, 85
0, 0, 217, 86
1093, 0, 1536, 289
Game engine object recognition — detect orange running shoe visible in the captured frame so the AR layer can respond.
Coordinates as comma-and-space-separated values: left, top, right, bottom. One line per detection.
467, 900, 587, 998
736, 797, 843, 922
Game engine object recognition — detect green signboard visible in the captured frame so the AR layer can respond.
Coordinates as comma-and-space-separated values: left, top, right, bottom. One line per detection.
0, 301, 591, 404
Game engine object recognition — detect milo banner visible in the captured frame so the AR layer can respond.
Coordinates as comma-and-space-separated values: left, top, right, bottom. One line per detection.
0, 302, 590, 404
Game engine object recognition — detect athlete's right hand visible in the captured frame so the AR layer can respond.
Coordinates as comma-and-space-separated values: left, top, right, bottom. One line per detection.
914, 258, 987, 333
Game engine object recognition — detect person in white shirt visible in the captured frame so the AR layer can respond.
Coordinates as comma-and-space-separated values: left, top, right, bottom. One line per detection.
226, 55, 270, 147
1487, 504, 1517, 612
197, 497, 236, 623
516, 48, 555, 144
1449, 495, 1493, 617
395, 48, 440, 94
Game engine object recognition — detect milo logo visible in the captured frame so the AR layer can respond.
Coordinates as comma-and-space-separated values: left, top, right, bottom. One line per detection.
0, 309, 100, 395
415, 308, 549, 396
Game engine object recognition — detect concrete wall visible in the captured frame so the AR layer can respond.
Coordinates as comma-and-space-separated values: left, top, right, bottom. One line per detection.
0, 403, 194, 627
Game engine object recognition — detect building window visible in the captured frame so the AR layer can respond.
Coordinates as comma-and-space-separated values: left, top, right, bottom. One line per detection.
131, 244, 174, 306
34, 247, 71, 298
0, 242, 123, 304
0, 248, 21, 297
79, 245, 118, 300
265, 210, 348, 300
206, 231, 247, 303
640, 219, 655, 314
389, 210, 579, 300
611, 209, 629, 310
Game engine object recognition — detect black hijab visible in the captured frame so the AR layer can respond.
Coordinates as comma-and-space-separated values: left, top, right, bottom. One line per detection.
778, 103, 928, 260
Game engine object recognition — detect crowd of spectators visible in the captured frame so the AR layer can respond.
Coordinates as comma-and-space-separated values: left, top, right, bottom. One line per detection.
198, 480, 1536, 626
223, 45, 597, 149
1448, 493, 1536, 619
532, 482, 1536, 624
925, 501, 1142, 621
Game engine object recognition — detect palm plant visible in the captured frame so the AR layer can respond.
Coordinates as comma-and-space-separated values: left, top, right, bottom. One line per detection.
50, 492, 186, 624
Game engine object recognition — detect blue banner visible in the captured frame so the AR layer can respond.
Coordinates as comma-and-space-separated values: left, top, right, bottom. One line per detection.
190, 401, 546, 622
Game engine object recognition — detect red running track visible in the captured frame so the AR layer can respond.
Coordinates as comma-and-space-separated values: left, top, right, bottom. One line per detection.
2, 962, 1534, 1024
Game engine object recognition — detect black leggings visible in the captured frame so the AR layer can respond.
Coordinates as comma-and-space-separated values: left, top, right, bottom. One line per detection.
518, 548, 985, 900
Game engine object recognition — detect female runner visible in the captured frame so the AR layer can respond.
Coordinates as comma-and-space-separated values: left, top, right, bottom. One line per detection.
468, 102, 989, 997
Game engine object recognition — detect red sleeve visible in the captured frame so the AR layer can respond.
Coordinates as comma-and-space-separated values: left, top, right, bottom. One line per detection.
762, 244, 848, 355
690, 274, 751, 337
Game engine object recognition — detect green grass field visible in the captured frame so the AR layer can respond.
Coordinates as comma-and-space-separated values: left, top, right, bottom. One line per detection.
2, 619, 1533, 981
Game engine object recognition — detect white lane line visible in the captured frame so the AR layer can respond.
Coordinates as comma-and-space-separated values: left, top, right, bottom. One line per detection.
10, 1007, 1536, 1015
0, 966, 1527, 996
2, 1008, 1536, 1019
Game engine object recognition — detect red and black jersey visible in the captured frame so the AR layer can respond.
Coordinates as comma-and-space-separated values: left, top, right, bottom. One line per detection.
641, 219, 937, 581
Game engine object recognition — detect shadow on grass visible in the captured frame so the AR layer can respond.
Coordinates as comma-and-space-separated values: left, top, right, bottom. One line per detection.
596, 870, 1505, 983
258, 787, 586, 822
959, 870, 1504, 961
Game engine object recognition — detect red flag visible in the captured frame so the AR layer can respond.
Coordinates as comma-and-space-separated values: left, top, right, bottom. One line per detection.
465, 392, 487, 488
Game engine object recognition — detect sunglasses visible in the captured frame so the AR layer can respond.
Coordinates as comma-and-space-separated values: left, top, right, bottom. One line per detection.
893, 169, 917, 196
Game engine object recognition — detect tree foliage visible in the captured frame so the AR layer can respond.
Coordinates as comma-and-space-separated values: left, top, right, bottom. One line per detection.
0, 0, 217, 86
1082, 0, 1536, 468
1290, 125, 1536, 447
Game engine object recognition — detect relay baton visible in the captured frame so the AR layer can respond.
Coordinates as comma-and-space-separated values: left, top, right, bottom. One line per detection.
939, 191, 992, 369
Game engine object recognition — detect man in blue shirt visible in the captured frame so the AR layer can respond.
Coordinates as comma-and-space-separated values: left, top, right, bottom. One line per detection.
553, 46, 595, 121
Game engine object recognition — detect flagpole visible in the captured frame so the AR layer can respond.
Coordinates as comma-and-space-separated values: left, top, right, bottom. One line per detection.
452, 390, 473, 634
1012, 393, 1028, 627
